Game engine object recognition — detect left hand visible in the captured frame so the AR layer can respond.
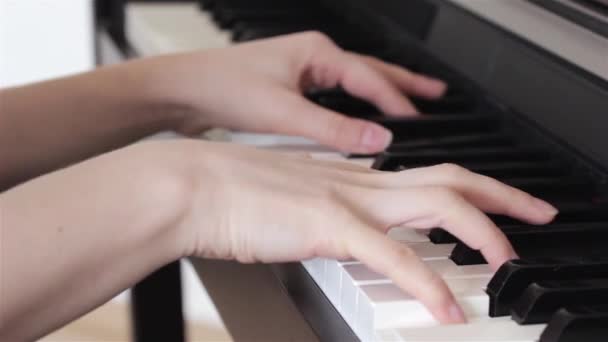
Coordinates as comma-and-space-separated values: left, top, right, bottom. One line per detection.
143, 31, 447, 154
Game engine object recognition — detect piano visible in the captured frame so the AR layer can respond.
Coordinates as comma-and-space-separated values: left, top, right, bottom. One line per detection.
97, 0, 608, 341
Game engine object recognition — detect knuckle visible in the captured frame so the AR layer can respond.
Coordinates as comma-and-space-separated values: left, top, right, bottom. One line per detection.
434, 163, 468, 179
300, 30, 334, 47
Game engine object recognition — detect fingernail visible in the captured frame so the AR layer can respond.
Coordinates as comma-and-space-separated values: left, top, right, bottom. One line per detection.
448, 303, 467, 323
361, 125, 393, 151
533, 198, 559, 217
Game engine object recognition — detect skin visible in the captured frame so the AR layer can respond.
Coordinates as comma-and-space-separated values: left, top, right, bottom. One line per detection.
0, 32, 558, 340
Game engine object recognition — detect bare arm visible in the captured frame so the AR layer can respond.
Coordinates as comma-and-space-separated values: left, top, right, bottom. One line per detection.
0, 60, 185, 190
0, 142, 190, 340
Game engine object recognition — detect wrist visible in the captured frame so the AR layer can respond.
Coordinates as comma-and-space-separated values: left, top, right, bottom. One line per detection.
131, 140, 221, 259
101, 57, 195, 135
128, 53, 211, 134
111, 141, 198, 261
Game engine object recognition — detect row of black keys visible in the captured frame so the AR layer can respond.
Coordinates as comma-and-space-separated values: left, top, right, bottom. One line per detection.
308, 64, 608, 341
489, 259, 608, 342
198, 0, 385, 52
493, 260, 608, 342
340, 76, 608, 341
197, 0, 480, 113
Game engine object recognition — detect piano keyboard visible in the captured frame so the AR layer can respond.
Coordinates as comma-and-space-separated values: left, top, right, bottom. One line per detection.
118, 0, 608, 341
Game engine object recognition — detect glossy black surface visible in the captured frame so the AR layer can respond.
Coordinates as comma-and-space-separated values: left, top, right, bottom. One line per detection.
511, 278, 608, 324
450, 222, 608, 266
488, 260, 608, 318
540, 305, 608, 342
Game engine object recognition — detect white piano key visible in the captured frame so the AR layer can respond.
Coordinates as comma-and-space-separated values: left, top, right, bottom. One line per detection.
374, 328, 402, 341
125, 3, 231, 57
355, 277, 491, 340
315, 258, 328, 289
378, 317, 546, 341
388, 228, 431, 243
343, 264, 391, 285
407, 242, 455, 260
340, 263, 390, 328
303, 258, 346, 309
302, 258, 325, 284
338, 260, 491, 306
302, 259, 315, 273
228, 132, 320, 147
341, 261, 492, 285
349, 158, 376, 168
426, 259, 493, 279
323, 242, 455, 309
331, 242, 454, 264
308, 152, 348, 160
324, 259, 344, 308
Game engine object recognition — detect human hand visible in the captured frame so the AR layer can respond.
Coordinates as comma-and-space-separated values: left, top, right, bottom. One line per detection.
145, 32, 446, 153
169, 140, 558, 324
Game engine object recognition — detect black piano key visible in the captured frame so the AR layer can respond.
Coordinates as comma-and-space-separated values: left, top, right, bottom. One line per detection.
395, 159, 570, 179
412, 95, 477, 113
231, 17, 336, 41
490, 200, 608, 226
450, 243, 488, 265
374, 146, 548, 170
388, 133, 514, 152
501, 177, 597, 198
374, 115, 499, 139
234, 25, 310, 41
199, 0, 216, 10
540, 305, 608, 342
352, 133, 516, 159
431, 201, 608, 246
552, 200, 608, 222
214, 9, 320, 29
428, 228, 457, 244
511, 278, 608, 324
313, 96, 379, 116
487, 259, 608, 317
450, 222, 608, 266
466, 161, 569, 179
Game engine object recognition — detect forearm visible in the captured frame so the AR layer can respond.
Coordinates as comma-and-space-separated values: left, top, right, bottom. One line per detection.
0, 141, 193, 340
0, 58, 190, 191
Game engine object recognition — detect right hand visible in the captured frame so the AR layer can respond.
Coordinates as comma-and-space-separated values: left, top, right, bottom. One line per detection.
165, 140, 558, 324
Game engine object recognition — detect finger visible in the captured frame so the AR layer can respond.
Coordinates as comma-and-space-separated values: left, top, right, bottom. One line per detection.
308, 47, 419, 115
356, 54, 448, 99
392, 164, 559, 224
346, 225, 466, 324
354, 186, 517, 270
273, 91, 393, 153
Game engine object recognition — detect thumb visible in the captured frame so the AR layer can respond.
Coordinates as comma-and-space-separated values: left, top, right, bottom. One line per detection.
278, 93, 393, 153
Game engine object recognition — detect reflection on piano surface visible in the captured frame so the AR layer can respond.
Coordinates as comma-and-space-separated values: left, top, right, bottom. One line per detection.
100, 0, 608, 340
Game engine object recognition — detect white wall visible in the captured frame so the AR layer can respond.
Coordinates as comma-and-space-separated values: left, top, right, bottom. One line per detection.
0, 0, 95, 87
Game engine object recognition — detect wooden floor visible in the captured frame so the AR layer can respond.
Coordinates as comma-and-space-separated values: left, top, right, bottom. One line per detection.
40, 300, 231, 342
